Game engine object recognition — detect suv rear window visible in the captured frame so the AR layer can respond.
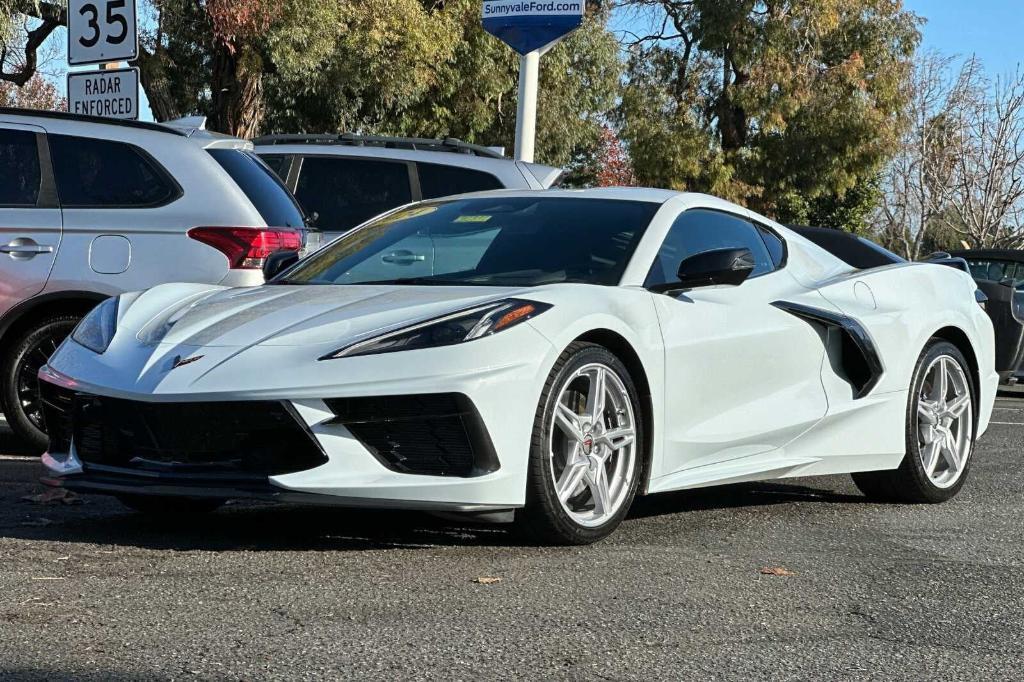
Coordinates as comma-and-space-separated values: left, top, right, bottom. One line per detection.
416, 162, 503, 200
50, 134, 180, 208
292, 157, 413, 233
0, 128, 41, 206
208, 149, 305, 228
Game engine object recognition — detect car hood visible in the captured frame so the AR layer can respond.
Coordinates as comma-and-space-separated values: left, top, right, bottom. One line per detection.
116, 282, 531, 350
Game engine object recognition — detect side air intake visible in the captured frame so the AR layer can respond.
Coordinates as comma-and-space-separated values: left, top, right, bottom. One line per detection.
772, 301, 884, 399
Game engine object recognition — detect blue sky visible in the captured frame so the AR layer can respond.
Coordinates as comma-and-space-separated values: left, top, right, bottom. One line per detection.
905, 0, 1022, 76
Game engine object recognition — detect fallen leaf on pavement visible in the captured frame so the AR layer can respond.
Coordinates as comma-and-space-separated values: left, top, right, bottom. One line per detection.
472, 576, 502, 585
760, 566, 796, 577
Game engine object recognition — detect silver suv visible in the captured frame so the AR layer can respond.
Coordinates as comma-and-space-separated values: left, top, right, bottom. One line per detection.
0, 108, 307, 449
253, 134, 561, 242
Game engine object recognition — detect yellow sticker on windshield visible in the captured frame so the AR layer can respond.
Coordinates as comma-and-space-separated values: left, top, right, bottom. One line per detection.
454, 215, 492, 223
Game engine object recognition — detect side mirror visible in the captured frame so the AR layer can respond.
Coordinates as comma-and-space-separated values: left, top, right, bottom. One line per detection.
262, 249, 300, 281
650, 247, 755, 293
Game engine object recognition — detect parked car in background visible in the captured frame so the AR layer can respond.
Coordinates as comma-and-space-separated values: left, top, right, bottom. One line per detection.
253, 133, 562, 243
0, 108, 308, 450
950, 249, 1024, 383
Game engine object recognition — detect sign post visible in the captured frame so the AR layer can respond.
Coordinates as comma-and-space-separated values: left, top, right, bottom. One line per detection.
67, 0, 140, 119
481, 0, 585, 162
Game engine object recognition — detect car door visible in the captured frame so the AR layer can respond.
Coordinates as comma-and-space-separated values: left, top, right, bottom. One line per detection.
0, 123, 62, 319
647, 209, 828, 474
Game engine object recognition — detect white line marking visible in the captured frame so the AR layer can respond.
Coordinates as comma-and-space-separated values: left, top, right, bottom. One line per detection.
989, 421, 1024, 426
0, 454, 34, 461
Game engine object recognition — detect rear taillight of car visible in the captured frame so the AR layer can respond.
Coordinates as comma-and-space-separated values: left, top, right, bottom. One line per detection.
187, 227, 302, 269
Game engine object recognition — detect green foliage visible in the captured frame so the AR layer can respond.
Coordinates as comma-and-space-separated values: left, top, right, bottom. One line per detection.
617, 0, 920, 231
261, 0, 621, 167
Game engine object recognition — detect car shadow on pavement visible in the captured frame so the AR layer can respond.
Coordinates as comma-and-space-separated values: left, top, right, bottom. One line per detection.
627, 480, 865, 520
2, 455, 867, 551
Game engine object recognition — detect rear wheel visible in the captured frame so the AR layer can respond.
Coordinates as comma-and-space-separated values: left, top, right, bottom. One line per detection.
1, 313, 80, 452
117, 495, 226, 515
518, 342, 643, 545
852, 340, 975, 503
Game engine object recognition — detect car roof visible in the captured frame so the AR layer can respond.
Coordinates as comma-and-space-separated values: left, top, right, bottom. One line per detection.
0, 107, 250, 149
949, 249, 1024, 263
0, 107, 187, 136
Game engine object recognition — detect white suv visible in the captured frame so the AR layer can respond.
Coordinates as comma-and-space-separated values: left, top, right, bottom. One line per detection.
253, 134, 561, 242
0, 108, 308, 449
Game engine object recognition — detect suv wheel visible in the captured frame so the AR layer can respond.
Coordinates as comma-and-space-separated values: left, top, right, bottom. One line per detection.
1, 313, 81, 452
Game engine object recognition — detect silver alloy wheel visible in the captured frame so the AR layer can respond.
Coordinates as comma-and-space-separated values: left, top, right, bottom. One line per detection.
917, 354, 973, 489
548, 362, 637, 527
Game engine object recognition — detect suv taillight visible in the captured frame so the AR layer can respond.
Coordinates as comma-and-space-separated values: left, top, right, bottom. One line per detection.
187, 227, 302, 269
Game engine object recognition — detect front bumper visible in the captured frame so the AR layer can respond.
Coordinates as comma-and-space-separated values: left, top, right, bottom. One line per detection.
40, 324, 556, 510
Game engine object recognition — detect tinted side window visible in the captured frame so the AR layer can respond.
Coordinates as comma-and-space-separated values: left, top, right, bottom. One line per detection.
0, 129, 41, 206
259, 154, 291, 181
967, 259, 1020, 284
645, 209, 774, 288
49, 135, 178, 208
757, 225, 786, 268
417, 162, 504, 199
294, 157, 412, 233
208, 149, 305, 227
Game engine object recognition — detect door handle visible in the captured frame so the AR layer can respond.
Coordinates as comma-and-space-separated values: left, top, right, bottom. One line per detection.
1, 244, 54, 254
1, 238, 54, 259
381, 249, 426, 265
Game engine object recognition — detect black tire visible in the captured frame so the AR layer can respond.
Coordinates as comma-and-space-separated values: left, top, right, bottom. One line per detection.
1, 313, 81, 452
516, 342, 645, 545
117, 495, 226, 515
852, 339, 975, 503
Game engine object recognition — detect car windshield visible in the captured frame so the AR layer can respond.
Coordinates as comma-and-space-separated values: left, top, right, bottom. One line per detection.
276, 196, 661, 287
967, 259, 1024, 288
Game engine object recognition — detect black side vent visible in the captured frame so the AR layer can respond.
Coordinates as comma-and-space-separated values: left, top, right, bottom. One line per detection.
772, 301, 884, 399
324, 394, 499, 477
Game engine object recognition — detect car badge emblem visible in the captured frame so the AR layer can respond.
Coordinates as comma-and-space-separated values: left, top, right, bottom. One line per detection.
171, 354, 204, 369
582, 434, 594, 455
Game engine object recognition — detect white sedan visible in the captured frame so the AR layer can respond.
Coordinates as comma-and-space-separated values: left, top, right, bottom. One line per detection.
39, 189, 999, 544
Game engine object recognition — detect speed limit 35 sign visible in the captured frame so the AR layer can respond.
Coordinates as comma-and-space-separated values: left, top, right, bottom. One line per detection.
67, 0, 138, 66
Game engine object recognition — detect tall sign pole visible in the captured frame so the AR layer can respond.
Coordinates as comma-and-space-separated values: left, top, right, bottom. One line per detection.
481, 0, 585, 162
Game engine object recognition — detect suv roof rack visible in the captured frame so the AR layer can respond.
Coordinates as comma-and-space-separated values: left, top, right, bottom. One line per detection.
251, 133, 506, 159
0, 107, 188, 136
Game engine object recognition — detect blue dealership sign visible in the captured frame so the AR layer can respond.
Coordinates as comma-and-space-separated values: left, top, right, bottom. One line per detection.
481, 0, 585, 55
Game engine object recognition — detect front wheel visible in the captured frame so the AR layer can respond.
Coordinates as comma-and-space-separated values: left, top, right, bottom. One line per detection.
1, 313, 81, 452
517, 342, 644, 545
853, 340, 975, 503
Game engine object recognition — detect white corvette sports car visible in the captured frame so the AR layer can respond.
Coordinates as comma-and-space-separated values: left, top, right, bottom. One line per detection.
40, 189, 998, 544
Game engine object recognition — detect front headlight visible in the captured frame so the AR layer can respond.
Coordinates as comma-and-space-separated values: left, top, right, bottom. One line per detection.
321, 298, 551, 359
71, 297, 119, 354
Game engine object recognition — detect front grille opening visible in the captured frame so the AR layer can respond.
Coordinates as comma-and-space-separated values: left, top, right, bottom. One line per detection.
325, 394, 499, 478
41, 381, 327, 478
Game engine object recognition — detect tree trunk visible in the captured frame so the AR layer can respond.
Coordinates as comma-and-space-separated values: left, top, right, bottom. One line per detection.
210, 42, 265, 138
133, 48, 181, 122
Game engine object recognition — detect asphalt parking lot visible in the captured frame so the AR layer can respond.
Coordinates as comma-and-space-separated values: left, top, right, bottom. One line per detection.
2, 396, 1023, 682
